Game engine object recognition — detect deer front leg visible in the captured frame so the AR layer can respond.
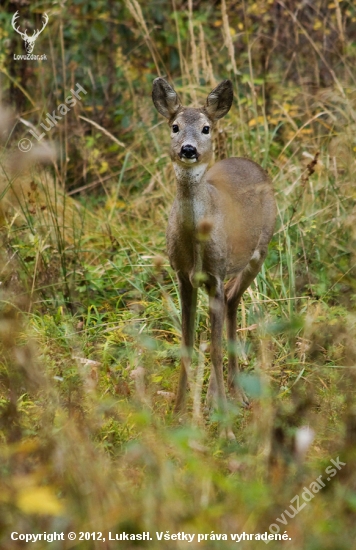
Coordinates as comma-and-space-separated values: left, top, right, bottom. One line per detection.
206, 280, 227, 412
174, 275, 198, 413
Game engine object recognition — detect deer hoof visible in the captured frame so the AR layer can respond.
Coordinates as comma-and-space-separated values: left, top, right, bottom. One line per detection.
219, 427, 236, 441
228, 382, 250, 408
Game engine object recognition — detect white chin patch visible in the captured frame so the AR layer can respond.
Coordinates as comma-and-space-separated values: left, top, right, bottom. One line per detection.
181, 157, 197, 164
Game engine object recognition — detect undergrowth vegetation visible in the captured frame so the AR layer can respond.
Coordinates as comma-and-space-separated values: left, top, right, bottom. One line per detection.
1, 1, 356, 548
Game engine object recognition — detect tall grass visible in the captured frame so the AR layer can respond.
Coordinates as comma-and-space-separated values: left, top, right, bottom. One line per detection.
1, 1, 356, 548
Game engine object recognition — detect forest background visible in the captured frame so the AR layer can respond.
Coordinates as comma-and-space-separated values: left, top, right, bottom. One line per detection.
1, 1, 356, 548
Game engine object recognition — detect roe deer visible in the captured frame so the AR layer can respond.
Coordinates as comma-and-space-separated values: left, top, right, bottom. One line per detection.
152, 78, 276, 416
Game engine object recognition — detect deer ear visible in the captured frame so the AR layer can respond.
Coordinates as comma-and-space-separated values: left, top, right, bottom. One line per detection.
205, 80, 233, 120
152, 78, 181, 119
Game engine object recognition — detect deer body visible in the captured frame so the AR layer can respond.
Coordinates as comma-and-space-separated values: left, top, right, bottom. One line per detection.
168, 158, 274, 279
152, 78, 276, 415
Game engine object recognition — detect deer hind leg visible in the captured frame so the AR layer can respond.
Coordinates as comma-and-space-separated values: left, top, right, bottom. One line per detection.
225, 274, 243, 394
174, 275, 198, 413
225, 249, 267, 405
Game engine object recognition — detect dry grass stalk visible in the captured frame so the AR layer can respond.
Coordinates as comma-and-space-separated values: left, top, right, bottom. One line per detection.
124, 0, 161, 76
188, 0, 199, 91
221, 0, 238, 76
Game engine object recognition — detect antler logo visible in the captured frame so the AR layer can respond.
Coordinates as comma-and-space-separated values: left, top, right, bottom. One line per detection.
11, 11, 48, 54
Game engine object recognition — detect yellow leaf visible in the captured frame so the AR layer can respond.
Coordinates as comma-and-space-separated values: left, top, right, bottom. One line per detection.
17, 486, 64, 516
248, 116, 265, 127
105, 198, 126, 210
278, 154, 289, 165
99, 160, 109, 174
14, 439, 40, 455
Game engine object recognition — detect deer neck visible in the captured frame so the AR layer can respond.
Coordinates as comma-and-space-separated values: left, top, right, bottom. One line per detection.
172, 162, 210, 227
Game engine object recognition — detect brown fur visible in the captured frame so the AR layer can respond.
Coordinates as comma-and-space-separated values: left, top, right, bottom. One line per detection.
152, 78, 276, 426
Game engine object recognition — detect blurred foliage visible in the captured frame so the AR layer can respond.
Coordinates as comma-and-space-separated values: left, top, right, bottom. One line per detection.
0, 0, 356, 549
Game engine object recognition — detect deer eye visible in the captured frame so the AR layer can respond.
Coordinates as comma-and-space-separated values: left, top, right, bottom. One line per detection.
172, 124, 179, 133
202, 126, 210, 134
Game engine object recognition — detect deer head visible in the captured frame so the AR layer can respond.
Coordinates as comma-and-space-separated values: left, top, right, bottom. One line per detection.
12, 11, 48, 54
152, 78, 233, 167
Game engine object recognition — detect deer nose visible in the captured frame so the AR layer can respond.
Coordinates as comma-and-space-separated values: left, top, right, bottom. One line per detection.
180, 144, 198, 159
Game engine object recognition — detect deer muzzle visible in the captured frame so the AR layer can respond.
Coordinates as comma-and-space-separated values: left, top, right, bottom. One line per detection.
180, 144, 198, 163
